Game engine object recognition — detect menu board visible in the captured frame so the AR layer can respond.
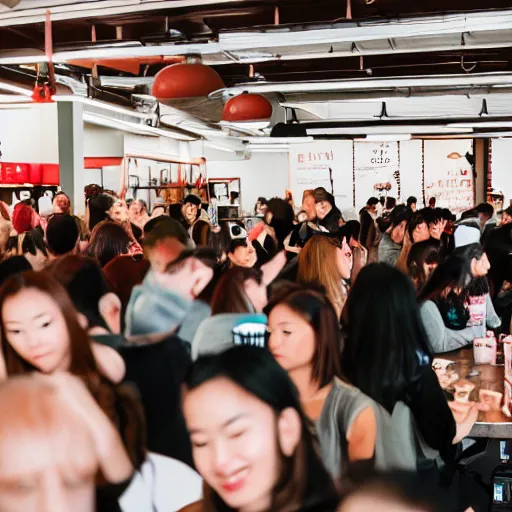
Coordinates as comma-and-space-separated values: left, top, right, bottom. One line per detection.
289, 141, 353, 210
353, 142, 399, 210
423, 140, 474, 214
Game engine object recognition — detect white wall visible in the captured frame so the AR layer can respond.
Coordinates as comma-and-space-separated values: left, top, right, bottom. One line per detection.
491, 138, 512, 208
84, 124, 124, 157
0, 104, 59, 163
205, 151, 289, 213
400, 140, 424, 206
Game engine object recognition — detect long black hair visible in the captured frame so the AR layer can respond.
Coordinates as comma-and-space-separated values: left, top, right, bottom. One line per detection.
407, 239, 441, 293
419, 243, 488, 303
341, 263, 432, 413
185, 346, 340, 512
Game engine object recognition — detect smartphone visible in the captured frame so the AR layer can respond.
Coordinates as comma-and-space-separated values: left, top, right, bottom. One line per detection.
491, 465, 512, 510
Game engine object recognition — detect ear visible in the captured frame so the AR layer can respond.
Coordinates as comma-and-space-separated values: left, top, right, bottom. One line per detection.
277, 407, 302, 457
470, 258, 478, 277
98, 293, 122, 335
77, 312, 89, 330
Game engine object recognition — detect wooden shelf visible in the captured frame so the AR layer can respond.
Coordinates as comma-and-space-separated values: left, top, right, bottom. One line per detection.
133, 184, 207, 190
0, 184, 57, 189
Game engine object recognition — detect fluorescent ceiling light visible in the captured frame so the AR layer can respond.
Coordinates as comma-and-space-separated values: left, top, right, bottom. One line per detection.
306, 126, 473, 135
223, 73, 512, 96
83, 112, 198, 141
364, 134, 412, 141
449, 121, 512, 128
0, 82, 31, 96
0, 94, 32, 104
55, 95, 153, 121
220, 120, 271, 130
249, 147, 290, 153
204, 141, 237, 153
243, 137, 314, 144
247, 143, 290, 150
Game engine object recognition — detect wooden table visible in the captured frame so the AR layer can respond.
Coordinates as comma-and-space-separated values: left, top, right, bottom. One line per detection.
441, 347, 512, 438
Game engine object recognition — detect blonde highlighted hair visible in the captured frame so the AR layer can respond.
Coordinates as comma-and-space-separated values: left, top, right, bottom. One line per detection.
297, 235, 346, 317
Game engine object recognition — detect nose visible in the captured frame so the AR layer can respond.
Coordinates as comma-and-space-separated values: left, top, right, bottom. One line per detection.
41, 471, 68, 512
267, 331, 280, 352
211, 439, 232, 475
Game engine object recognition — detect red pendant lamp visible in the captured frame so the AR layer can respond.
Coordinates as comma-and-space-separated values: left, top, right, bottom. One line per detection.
152, 62, 225, 100
222, 92, 273, 122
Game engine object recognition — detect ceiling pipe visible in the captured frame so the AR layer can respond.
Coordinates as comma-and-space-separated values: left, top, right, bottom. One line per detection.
218, 73, 512, 95
0, 0, 242, 27
3, 9, 512, 67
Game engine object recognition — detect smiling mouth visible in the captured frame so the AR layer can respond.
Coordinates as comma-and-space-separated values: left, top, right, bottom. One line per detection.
220, 469, 249, 493
32, 352, 52, 360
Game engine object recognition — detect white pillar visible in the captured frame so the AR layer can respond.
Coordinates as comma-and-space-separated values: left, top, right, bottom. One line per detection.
57, 101, 85, 215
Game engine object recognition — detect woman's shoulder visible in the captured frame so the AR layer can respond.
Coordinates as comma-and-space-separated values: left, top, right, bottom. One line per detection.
178, 500, 204, 512
329, 378, 379, 420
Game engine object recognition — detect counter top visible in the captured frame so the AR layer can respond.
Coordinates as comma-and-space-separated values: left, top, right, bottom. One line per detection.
441, 347, 512, 438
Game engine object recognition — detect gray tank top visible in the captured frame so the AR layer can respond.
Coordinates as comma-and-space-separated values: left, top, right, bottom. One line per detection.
315, 378, 390, 481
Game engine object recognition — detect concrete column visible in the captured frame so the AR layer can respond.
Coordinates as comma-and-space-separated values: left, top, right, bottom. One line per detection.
57, 101, 85, 215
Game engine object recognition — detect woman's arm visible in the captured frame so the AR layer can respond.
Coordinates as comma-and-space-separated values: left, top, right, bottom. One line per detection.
486, 294, 502, 329
346, 406, 377, 462
91, 342, 126, 384
420, 301, 477, 354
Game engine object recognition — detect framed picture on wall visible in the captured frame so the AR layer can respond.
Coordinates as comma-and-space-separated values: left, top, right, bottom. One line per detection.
423, 140, 475, 214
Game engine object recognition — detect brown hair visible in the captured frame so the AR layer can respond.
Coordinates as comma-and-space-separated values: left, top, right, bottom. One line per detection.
266, 284, 342, 388
191, 220, 212, 247
0, 272, 146, 469
89, 220, 130, 267
301, 189, 314, 204
211, 266, 264, 315
297, 235, 346, 317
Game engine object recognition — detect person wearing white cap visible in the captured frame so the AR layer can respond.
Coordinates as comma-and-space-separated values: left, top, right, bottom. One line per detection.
454, 225, 481, 249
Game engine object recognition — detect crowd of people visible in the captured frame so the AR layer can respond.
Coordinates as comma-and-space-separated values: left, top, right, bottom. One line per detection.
0, 183, 509, 511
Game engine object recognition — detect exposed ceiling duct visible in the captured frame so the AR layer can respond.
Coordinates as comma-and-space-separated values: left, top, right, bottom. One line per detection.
2, 8, 512, 68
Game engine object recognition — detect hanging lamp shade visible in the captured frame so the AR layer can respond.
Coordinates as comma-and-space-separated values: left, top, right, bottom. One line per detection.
222, 93, 273, 122
152, 63, 225, 100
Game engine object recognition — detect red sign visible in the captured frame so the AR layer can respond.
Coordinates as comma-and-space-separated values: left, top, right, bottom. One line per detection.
0, 162, 59, 186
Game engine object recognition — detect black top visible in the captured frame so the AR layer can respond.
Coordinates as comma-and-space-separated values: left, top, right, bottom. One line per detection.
131, 222, 143, 242
96, 477, 133, 512
319, 206, 342, 234
252, 233, 277, 267
169, 203, 196, 234
405, 364, 456, 480
117, 335, 194, 468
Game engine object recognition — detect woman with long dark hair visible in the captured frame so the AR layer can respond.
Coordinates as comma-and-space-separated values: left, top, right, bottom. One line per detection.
406, 239, 441, 293
419, 241, 501, 353
211, 266, 267, 315
88, 221, 131, 268
0, 272, 146, 511
341, 263, 484, 481
267, 285, 389, 480
181, 345, 340, 511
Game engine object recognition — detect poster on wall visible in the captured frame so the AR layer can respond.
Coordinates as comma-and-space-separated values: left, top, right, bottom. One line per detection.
289, 141, 353, 211
423, 140, 474, 215
353, 142, 400, 210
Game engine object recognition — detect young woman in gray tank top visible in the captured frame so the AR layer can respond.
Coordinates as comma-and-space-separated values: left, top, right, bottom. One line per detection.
266, 285, 388, 481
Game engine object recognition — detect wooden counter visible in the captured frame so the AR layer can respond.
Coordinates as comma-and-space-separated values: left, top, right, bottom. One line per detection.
441, 347, 512, 438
